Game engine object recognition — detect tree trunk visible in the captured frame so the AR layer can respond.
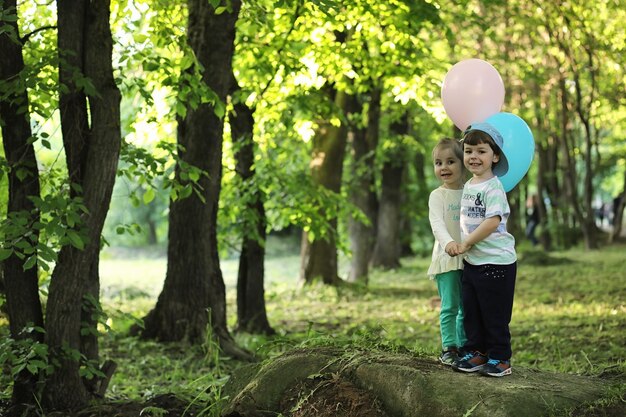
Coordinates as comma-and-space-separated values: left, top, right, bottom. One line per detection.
0, 0, 45, 406
531, 81, 552, 251
399, 120, 427, 258
507, 187, 522, 239
230, 79, 274, 335
556, 74, 588, 249
141, 0, 250, 359
347, 89, 380, 284
300, 88, 350, 285
44, 0, 122, 409
573, 52, 599, 250
535, 140, 552, 250
609, 168, 626, 243
371, 115, 408, 270
370, 161, 403, 269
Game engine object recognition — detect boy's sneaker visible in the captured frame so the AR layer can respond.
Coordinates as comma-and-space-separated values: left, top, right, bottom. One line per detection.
438, 348, 459, 366
480, 359, 512, 377
452, 351, 488, 373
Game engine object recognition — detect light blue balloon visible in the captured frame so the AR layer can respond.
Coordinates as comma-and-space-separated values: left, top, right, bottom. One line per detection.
485, 112, 535, 192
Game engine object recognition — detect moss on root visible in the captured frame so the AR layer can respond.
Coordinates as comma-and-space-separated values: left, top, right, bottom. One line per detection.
222, 347, 624, 417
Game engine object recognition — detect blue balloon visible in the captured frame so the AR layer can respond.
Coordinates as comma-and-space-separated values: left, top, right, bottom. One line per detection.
484, 112, 535, 192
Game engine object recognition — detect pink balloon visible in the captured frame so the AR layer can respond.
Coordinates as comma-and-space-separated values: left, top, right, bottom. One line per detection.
441, 59, 505, 131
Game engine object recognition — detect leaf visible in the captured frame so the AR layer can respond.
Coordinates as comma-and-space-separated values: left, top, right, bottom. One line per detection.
23, 255, 37, 271
2, 14, 18, 22
67, 230, 85, 250
27, 363, 40, 374
214, 100, 226, 119
0, 248, 13, 261
175, 101, 187, 118
143, 188, 156, 204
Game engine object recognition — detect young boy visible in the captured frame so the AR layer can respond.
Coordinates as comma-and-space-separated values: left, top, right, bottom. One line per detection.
450, 122, 517, 377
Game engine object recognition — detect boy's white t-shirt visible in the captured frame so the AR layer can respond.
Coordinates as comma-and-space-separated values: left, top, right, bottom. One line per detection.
460, 176, 517, 265
427, 186, 464, 278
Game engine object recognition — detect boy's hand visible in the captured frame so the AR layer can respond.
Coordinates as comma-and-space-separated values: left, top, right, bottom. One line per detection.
457, 242, 472, 254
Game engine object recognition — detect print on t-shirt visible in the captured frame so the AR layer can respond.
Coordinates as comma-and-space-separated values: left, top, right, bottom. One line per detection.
463, 191, 485, 219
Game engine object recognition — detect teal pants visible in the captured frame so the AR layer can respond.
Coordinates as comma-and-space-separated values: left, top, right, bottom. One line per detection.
435, 270, 467, 349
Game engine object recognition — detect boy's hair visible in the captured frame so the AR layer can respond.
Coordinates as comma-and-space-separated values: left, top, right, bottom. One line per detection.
432, 137, 463, 162
462, 130, 502, 158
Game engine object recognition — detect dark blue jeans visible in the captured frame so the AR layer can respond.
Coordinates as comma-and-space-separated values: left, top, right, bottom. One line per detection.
461, 260, 517, 361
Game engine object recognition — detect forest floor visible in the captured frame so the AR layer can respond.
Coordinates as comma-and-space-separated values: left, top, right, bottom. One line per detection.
1, 242, 625, 416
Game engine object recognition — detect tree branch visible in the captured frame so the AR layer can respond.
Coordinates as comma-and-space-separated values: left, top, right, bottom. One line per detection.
20, 25, 57, 44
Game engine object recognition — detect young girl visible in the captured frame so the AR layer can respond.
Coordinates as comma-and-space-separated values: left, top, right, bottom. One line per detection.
452, 123, 517, 377
427, 138, 467, 365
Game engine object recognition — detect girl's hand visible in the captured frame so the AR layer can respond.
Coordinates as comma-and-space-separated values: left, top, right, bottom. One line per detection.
445, 242, 460, 256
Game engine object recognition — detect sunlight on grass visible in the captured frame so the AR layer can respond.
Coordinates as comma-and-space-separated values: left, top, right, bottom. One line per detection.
99, 253, 301, 298
97, 243, 626, 378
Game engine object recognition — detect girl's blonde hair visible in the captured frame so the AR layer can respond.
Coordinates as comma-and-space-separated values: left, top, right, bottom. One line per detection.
432, 137, 463, 163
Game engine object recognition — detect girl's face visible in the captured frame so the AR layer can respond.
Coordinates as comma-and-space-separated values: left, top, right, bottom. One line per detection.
463, 142, 499, 180
433, 147, 463, 189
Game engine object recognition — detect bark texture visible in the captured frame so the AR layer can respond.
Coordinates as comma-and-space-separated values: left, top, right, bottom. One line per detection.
141, 0, 250, 359
230, 79, 273, 335
0, 0, 44, 406
44, 0, 121, 409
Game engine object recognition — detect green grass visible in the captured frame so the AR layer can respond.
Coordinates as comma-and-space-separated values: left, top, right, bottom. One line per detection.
97, 244, 625, 396
2, 242, 625, 413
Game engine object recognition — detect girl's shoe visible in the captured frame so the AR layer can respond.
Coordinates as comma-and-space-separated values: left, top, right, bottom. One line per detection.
452, 351, 487, 372
438, 348, 459, 366
480, 359, 512, 377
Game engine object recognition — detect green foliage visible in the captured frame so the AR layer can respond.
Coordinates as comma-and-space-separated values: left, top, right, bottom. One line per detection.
0, 182, 89, 271
0, 324, 52, 382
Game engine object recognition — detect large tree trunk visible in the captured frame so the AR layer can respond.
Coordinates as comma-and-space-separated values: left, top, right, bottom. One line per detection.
371, 115, 408, 270
370, 160, 403, 269
347, 89, 380, 284
300, 88, 350, 285
44, 0, 121, 409
0, 0, 45, 407
141, 0, 249, 359
230, 79, 274, 335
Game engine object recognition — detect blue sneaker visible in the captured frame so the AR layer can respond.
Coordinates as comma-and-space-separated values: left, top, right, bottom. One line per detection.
480, 359, 512, 377
452, 351, 487, 373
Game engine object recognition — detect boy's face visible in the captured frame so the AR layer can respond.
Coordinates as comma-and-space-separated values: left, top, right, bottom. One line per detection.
463, 142, 500, 180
